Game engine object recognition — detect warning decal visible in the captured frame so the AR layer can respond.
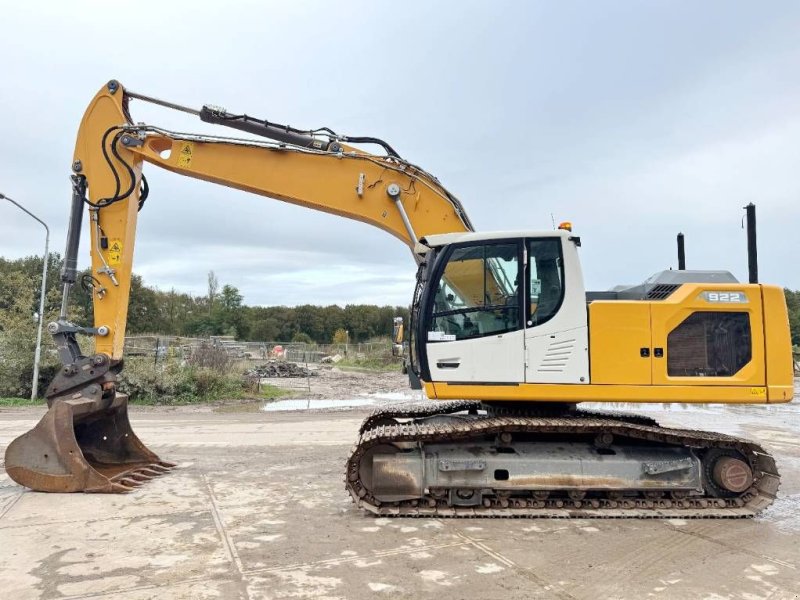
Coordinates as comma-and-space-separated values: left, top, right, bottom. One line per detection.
108, 239, 123, 266
177, 142, 194, 168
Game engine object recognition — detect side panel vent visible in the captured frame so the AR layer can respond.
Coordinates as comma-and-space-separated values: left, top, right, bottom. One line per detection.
537, 338, 575, 373
646, 284, 681, 300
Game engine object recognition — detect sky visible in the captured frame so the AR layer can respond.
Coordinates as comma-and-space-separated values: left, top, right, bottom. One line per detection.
1, 1, 799, 307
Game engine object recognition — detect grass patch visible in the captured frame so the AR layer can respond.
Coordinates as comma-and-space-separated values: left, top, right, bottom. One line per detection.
0, 368, 293, 408
254, 384, 294, 400
119, 358, 264, 405
211, 384, 295, 413
336, 357, 402, 372
0, 396, 39, 407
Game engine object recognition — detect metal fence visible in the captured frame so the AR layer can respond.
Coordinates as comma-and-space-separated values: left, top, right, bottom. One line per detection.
123, 335, 391, 364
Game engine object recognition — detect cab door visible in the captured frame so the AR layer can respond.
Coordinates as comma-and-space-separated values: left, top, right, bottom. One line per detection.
524, 237, 590, 384
424, 240, 525, 383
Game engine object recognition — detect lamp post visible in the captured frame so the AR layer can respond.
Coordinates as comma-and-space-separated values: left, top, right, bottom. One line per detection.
0, 192, 50, 400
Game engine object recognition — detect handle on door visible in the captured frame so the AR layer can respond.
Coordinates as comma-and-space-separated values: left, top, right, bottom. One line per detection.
437, 361, 460, 369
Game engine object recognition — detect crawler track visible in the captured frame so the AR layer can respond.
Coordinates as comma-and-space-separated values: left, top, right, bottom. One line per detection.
346, 403, 779, 518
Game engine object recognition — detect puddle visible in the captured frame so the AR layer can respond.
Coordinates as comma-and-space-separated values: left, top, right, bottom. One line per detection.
262, 398, 379, 412
261, 380, 799, 418
369, 392, 423, 402
262, 392, 422, 412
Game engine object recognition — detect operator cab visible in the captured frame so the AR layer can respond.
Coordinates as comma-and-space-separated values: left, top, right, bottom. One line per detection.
410, 230, 589, 386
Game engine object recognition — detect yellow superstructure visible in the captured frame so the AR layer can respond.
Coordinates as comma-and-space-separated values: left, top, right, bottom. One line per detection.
428, 282, 793, 403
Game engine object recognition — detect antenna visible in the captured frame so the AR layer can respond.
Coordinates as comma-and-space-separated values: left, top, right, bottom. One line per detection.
550, 213, 556, 230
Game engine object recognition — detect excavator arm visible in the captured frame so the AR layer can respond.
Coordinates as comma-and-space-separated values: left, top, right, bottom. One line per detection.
66, 80, 473, 361
5, 79, 473, 494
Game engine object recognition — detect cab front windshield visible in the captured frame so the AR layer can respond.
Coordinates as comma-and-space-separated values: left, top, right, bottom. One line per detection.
430, 243, 520, 340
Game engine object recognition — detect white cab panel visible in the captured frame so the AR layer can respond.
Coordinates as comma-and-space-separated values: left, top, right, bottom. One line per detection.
526, 326, 589, 383
426, 329, 525, 383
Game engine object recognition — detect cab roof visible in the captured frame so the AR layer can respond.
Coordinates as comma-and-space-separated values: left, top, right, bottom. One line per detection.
420, 229, 574, 248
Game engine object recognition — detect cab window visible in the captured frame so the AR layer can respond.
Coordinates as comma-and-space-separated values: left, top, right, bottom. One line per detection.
429, 242, 520, 341
527, 238, 564, 327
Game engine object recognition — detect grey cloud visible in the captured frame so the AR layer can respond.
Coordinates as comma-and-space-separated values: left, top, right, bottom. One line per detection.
2, 1, 799, 308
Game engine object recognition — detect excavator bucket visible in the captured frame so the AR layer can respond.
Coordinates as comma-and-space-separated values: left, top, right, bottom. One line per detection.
4, 392, 174, 493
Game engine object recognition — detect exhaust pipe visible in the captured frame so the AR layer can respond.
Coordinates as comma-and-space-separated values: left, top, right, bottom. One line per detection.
677, 232, 686, 270
745, 203, 758, 284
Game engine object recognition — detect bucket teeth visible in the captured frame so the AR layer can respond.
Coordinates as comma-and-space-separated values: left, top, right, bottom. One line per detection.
159, 461, 178, 469
116, 477, 143, 487
110, 482, 137, 493
140, 467, 166, 477
149, 464, 171, 473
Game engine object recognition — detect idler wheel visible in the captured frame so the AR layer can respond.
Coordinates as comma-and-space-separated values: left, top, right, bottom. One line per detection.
703, 449, 754, 498
712, 456, 753, 493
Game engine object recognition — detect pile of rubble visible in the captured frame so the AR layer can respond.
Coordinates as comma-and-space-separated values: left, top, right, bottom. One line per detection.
247, 361, 317, 378
320, 354, 343, 364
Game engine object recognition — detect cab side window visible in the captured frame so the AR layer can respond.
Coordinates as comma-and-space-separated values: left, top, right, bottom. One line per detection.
429, 242, 520, 341
527, 239, 564, 326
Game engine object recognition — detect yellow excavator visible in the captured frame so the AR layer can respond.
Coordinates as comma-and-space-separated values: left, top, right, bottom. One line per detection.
5, 80, 794, 517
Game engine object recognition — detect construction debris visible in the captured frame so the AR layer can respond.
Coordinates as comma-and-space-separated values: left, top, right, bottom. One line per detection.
247, 361, 317, 378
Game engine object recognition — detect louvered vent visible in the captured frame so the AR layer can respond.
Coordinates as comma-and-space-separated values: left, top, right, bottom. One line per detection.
537, 338, 575, 373
646, 284, 680, 300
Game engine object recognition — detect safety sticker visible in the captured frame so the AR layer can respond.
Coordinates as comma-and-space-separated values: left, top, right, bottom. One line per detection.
177, 142, 193, 168
108, 239, 123, 266
749, 387, 767, 398
428, 331, 456, 342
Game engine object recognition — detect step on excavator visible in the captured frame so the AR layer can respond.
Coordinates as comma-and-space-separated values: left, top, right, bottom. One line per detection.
5, 81, 794, 516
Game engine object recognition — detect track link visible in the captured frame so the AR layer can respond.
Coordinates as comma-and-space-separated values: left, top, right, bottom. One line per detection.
346, 407, 779, 518
358, 400, 480, 434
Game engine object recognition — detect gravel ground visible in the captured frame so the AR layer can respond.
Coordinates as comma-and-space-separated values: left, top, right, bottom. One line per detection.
258, 365, 410, 401
0, 377, 798, 599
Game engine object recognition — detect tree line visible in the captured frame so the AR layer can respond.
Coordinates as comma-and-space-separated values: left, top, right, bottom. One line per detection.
0, 254, 410, 344
3, 254, 800, 346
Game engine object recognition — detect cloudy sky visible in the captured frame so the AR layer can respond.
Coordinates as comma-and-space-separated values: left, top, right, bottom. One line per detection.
1, 1, 799, 307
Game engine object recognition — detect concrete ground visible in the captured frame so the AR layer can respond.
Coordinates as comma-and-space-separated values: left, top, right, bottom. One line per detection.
1, 401, 799, 600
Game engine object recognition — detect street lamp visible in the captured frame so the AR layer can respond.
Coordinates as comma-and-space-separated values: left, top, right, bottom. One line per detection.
0, 192, 50, 400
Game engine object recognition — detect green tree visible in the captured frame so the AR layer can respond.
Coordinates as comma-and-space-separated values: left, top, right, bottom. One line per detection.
291, 331, 314, 344
219, 285, 241, 310
128, 274, 163, 333
785, 289, 800, 346
0, 271, 38, 396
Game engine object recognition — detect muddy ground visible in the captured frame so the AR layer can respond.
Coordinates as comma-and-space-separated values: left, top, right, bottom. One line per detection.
258, 365, 411, 401
0, 373, 798, 599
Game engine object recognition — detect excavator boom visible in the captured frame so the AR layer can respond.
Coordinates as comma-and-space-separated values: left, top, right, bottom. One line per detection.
73, 81, 473, 361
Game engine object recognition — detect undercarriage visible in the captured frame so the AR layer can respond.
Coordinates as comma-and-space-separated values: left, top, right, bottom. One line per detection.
346, 401, 779, 517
